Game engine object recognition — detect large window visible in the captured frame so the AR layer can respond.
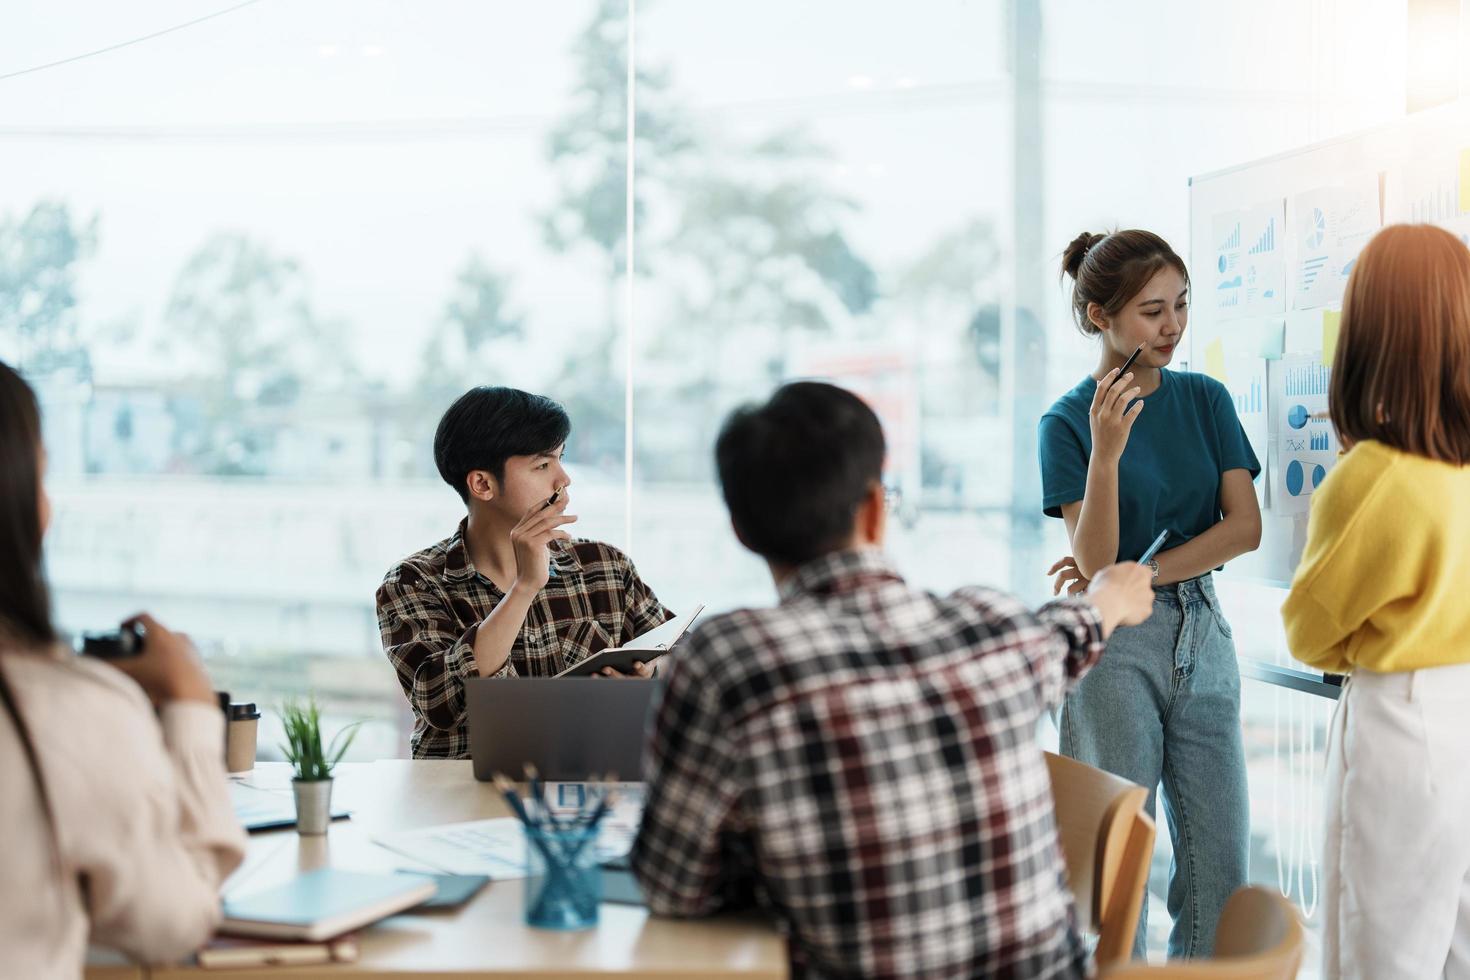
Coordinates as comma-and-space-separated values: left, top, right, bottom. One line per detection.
628, 1, 1010, 608
2, 1, 1406, 968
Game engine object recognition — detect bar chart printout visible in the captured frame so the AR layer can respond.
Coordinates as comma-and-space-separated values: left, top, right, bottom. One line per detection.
1212, 202, 1287, 317
1274, 352, 1340, 516
1221, 350, 1268, 505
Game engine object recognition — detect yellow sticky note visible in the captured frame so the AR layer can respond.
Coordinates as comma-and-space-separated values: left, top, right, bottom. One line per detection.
1205, 339, 1228, 382
1204, 338, 1227, 381
1322, 309, 1342, 366
1460, 149, 1470, 213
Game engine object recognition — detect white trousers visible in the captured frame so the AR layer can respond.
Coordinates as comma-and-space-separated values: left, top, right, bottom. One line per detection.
1323, 663, 1470, 980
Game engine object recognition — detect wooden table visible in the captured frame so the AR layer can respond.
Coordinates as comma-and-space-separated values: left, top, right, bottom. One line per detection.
82, 962, 142, 980
95, 761, 787, 979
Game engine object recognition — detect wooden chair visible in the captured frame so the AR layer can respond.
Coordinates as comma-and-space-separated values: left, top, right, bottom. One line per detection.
1100, 886, 1304, 979
1044, 750, 1156, 968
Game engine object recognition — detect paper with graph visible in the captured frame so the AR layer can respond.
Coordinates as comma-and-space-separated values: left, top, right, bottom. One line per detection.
1384, 148, 1470, 244
1202, 335, 1270, 506
1273, 353, 1340, 516
1211, 201, 1287, 319
1225, 350, 1269, 506
1290, 178, 1380, 311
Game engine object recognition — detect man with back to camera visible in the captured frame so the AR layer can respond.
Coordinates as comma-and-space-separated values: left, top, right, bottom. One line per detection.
376, 386, 673, 759
631, 381, 1157, 979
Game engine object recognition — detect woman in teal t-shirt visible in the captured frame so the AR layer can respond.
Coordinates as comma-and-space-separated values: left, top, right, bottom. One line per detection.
1038, 229, 1262, 960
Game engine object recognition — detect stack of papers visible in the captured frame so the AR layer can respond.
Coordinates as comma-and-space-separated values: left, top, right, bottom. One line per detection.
372, 783, 645, 879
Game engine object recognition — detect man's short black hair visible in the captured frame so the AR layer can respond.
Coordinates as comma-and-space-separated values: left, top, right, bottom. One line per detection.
715, 381, 886, 567
434, 387, 571, 503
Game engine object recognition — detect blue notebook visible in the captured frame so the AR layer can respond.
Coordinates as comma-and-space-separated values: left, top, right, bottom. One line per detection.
221, 869, 438, 941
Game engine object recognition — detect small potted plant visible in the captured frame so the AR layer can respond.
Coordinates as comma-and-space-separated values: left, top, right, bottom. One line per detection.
279, 696, 359, 835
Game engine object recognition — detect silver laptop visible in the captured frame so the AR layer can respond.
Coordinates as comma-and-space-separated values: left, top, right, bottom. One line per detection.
466, 678, 663, 782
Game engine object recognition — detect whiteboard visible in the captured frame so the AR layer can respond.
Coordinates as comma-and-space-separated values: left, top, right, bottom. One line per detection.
1188, 101, 1470, 587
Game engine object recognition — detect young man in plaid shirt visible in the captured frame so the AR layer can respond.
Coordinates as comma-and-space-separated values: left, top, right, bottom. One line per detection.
376, 387, 672, 759
632, 382, 1155, 979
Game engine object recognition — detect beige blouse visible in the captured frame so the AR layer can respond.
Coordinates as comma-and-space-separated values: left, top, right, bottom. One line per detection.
0, 649, 246, 978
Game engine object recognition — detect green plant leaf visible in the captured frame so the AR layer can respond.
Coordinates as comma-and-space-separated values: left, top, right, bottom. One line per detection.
277, 695, 360, 782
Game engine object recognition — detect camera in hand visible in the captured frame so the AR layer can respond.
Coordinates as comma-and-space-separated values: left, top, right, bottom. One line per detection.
78, 622, 146, 659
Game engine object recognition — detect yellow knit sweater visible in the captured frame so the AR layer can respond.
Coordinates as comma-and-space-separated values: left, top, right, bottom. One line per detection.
1282, 440, 1470, 674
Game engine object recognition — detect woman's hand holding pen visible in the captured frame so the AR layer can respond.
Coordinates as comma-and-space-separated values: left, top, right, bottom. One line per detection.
1089, 367, 1144, 463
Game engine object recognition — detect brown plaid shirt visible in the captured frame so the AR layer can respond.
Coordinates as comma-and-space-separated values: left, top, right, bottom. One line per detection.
376, 520, 672, 759
632, 548, 1104, 980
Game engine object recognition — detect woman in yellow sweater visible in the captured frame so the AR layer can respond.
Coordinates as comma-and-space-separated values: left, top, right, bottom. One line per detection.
1282, 223, 1470, 980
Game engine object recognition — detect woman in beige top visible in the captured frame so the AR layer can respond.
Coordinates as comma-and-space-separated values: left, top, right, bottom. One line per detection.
0, 361, 246, 979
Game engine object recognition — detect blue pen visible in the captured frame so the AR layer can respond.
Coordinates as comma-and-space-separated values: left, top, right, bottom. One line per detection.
1139, 529, 1170, 564
524, 764, 548, 825
492, 774, 537, 828
562, 790, 614, 867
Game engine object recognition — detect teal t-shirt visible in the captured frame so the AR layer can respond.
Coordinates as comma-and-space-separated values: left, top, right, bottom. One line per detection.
1037, 368, 1260, 562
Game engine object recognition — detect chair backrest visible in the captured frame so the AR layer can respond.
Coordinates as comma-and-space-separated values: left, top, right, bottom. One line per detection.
1044, 751, 1155, 968
1099, 886, 1304, 979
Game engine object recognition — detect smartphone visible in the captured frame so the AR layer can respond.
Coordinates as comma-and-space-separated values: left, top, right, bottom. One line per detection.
394, 871, 490, 909
599, 856, 646, 906
601, 869, 646, 906
1119, 343, 1145, 377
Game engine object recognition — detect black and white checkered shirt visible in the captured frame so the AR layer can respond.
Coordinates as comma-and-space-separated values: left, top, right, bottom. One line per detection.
376, 520, 671, 759
632, 547, 1105, 979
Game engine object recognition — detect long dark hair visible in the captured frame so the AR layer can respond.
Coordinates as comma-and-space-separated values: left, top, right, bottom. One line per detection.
0, 361, 55, 645
0, 361, 59, 847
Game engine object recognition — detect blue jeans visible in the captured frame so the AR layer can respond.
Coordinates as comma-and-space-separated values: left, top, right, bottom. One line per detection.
1058, 573, 1249, 960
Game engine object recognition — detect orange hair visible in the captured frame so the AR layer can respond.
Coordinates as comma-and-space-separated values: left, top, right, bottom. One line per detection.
1331, 224, 1470, 464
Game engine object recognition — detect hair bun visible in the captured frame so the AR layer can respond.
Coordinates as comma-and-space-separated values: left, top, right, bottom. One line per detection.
1061, 232, 1106, 281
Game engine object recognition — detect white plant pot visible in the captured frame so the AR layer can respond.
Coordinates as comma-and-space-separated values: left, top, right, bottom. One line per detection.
292, 778, 334, 835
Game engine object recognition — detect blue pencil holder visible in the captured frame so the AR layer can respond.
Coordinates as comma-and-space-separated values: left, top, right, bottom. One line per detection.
523, 823, 601, 930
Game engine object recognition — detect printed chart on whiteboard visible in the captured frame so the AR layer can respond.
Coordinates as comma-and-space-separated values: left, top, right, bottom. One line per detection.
1290, 179, 1380, 311
1212, 202, 1287, 318
1273, 353, 1339, 516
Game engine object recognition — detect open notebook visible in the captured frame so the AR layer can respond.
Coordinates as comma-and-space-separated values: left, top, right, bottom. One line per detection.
553, 604, 704, 678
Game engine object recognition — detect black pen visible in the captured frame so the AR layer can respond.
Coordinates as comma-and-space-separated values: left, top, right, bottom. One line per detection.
1119, 342, 1145, 377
